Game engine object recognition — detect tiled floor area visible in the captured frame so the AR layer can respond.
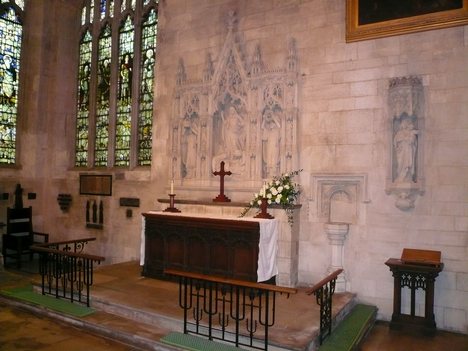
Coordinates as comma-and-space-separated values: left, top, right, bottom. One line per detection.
1, 261, 467, 351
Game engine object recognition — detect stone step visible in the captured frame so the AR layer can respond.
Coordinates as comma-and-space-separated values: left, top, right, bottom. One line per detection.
2, 261, 360, 351
318, 304, 378, 351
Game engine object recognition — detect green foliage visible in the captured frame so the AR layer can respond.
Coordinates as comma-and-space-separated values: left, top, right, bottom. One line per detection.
240, 169, 303, 226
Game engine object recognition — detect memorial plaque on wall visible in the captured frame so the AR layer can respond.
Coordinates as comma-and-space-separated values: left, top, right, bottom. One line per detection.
80, 175, 112, 196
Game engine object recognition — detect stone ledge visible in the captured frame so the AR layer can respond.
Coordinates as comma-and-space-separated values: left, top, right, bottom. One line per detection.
157, 198, 302, 209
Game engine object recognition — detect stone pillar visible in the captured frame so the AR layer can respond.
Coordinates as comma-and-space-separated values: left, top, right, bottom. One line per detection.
274, 208, 299, 288
324, 222, 349, 292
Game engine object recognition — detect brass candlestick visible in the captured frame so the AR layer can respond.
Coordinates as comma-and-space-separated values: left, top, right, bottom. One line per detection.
164, 194, 181, 213
254, 197, 274, 219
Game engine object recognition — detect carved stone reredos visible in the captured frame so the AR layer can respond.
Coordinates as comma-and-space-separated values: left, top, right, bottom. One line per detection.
171, 11, 300, 198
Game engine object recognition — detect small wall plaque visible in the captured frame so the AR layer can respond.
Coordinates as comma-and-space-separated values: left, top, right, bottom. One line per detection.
119, 197, 140, 207
80, 174, 112, 196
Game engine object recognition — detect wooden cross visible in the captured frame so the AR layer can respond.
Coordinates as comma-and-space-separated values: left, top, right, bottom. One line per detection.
213, 161, 232, 202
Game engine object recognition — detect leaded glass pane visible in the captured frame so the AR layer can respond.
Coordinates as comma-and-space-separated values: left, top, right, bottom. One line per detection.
75, 31, 92, 167
109, 0, 114, 17
115, 15, 133, 166
137, 8, 157, 166
81, 5, 86, 25
0, 5, 22, 165
90, 0, 94, 23
100, 0, 106, 19
15, 0, 24, 10
94, 24, 111, 167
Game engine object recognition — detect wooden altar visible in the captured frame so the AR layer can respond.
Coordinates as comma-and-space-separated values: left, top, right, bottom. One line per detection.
385, 248, 444, 335
141, 212, 278, 283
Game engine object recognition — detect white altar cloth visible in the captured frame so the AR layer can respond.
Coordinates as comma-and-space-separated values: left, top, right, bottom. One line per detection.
140, 211, 278, 282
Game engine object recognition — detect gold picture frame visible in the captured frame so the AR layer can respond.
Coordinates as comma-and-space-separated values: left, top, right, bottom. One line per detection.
346, 0, 468, 42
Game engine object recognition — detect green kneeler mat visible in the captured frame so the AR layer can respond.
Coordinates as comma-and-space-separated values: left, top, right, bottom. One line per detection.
319, 304, 377, 351
161, 332, 249, 351
0, 285, 95, 317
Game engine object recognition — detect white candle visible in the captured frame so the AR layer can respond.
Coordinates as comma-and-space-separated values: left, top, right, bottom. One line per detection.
170, 180, 174, 194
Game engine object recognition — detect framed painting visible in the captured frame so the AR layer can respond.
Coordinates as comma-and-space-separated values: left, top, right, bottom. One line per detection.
346, 0, 468, 42
79, 174, 112, 196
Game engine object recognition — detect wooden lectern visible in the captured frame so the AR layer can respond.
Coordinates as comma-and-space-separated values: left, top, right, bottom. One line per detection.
385, 248, 443, 335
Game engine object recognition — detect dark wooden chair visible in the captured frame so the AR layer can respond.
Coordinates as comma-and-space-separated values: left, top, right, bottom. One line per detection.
2, 206, 49, 268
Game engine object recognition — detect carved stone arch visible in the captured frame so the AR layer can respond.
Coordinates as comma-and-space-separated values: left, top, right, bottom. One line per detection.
179, 93, 201, 179
210, 15, 250, 178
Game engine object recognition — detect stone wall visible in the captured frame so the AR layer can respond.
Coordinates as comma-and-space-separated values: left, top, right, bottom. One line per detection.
0, 0, 466, 333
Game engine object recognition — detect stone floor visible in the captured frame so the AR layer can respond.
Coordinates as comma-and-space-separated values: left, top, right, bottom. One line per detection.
1, 260, 467, 351
1, 260, 354, 350
89, 261, 357, 350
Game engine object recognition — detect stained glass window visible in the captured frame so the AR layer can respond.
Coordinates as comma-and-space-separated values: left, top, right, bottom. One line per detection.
95, 23, 111, 167
75, 0, 158, 168
115, 15, 133, 166
81, 5, 87, 25
109, 0, 114, 17
138, 8, 157, 166
75, 30, 92, 167
100, 0, 106, 19
0, 2, 23, 165
89, 0, 94, 23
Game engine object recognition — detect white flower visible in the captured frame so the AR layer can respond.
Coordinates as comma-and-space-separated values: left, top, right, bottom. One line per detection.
250, 201, 254, 206
276, 180, 280, 186
271, 188, 278, 196
267, 193, 272, 199
254, 193, 258, 198
278, 186, 283, 193
275, 197, 281, 204
267, 199, 272, 204
285, 184, 290, 190
257, 199, 262, 205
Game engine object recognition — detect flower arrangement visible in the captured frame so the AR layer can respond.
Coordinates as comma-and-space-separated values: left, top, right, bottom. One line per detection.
240, 169, 303, 226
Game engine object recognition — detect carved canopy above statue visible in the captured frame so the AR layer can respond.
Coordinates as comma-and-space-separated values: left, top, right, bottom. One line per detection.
171, 12, 300, 191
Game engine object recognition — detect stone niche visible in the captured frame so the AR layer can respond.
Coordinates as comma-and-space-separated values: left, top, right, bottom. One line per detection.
386, 76, 425, 211
310, 174, 369, 225
170, 12, 300, 198
310, 173, 369, 292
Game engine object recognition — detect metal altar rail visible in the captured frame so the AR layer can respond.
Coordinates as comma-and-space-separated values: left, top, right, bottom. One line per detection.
305, 269, 343, 345
164, 269, 297, 351
31, 238, 105, 307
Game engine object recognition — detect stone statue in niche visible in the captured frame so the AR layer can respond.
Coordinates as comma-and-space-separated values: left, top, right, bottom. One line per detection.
212, 101, 246, 175
386, 75, 425, 211
393, 115, 418, 183
181, 115, 199, 178
261, 106, 281, 179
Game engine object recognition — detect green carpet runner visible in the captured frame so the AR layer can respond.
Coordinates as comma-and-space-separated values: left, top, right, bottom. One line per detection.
319, 304, 377, 351
161, 332, 249, 351
0, 285, 95, 317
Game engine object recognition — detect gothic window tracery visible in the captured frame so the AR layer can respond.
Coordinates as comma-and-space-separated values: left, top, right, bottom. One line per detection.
75, 0, 158, 168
